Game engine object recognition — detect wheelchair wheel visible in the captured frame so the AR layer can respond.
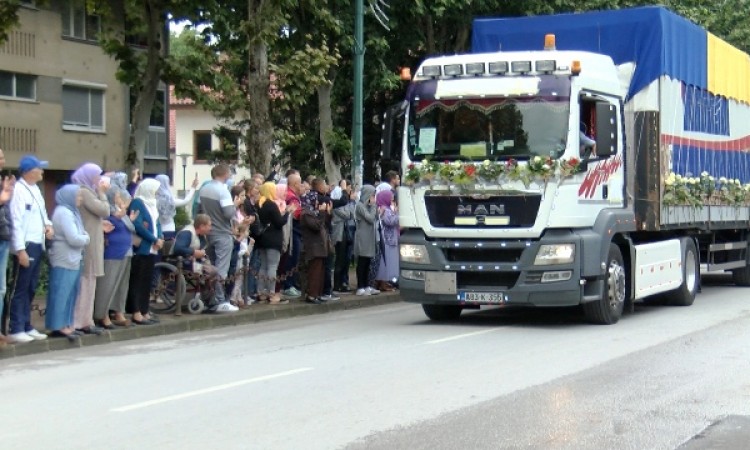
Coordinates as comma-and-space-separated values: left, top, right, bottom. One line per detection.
187, 294, 205, 315
152, 263, 186, 312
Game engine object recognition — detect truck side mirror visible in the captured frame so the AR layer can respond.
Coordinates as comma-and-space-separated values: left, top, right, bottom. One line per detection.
381, 101, 407, 161
595, 102, 618, 157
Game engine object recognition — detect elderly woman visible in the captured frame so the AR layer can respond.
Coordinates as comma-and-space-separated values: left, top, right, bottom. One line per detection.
127, 178, 164, 325
71, 163, 111, 335
93, 186, 138, 328
156, 173, 198, 240
45, 185, 89, 340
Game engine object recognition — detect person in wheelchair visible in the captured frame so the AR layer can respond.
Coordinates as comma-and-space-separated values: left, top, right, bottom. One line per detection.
170, 213, 217, 282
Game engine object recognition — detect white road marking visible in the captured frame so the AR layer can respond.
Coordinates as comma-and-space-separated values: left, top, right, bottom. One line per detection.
111, 367, 314, 412
424, 328, 498, 345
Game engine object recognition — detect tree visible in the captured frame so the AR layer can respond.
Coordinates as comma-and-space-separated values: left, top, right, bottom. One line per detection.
95, 0, 216, 170
0, 0, 23, 44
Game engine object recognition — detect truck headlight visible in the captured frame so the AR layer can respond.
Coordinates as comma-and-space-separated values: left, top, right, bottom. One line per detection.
400, 244, 431, 264
534, 244, 575, 265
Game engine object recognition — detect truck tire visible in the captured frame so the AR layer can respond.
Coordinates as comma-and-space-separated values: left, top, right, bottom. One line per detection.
422, 304, 462, 321
583, 243, 626, 325
665, 238, 699, 306
732, 266, 750, 286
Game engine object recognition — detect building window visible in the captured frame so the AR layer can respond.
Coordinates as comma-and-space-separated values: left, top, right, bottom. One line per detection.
194, 130, 213, 161
0, 71, 36, 100
62, 83, 105, 132
218, 128, 241, 161
62, 0, 100, 41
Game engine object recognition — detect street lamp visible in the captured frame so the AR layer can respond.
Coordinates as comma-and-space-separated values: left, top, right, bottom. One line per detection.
177, 153, 191, 194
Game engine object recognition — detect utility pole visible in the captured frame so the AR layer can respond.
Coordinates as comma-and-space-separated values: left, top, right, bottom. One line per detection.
352, 0, 389, 188
352, 0, 364, 188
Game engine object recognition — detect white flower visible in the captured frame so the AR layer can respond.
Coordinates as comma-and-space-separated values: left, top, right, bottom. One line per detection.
735, 179, 741, 185
421, 159, 429, 165
543, 164, 551, 171
701, 171, 709, 177
665, 178, 674, 186
667, 173, 676, 183
709, 176, 715, 181
534, 156, 542, 163
689, 178, 697, 185
675, 174, 683, 181
720, 177, 728, 183
482, 159, 491, 167
451, 161, 462, 168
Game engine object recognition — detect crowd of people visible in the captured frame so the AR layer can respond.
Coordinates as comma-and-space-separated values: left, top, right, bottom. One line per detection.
0, 150, 401, 346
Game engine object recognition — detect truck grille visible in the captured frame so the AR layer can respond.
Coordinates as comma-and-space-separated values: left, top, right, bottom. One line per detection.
424, 193, 541, 228
457, 271, 520, 288
445, 247, 524, 263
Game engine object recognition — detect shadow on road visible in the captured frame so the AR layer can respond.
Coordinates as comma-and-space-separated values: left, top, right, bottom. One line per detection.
408, 272, 740, 329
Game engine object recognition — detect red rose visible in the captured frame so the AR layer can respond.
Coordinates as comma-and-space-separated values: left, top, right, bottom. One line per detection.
408, 163, 415, 170
465, 165, 476, 176
569, 158, 579, 165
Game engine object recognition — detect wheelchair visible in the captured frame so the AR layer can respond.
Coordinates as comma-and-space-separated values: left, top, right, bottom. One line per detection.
152, 242, 216, 315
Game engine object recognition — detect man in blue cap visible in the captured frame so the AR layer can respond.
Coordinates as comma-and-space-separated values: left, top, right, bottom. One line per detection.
6, 155, 53, 343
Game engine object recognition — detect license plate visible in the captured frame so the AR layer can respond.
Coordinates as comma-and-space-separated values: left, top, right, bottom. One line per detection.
460, 291, 505, 304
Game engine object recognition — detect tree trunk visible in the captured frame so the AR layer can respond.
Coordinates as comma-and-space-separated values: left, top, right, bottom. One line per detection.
424, 14, 435, 55
245, 1, 274, 175
127, 0, 164, 170
317, 81, 341, 185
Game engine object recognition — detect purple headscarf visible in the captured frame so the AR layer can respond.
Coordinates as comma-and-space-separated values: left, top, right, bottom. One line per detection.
71, 163, 102, 191
376, 189, 393, 208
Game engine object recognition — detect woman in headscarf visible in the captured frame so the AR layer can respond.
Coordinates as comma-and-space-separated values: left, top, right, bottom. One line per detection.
353, 185, 380, 296
126, 178, 164, 324
111, 171, 128, 192
155, 173, 198, 240
300, 178, 332, 304
255, 181, 295, 304
45, 185, 90, 340
374, 189, 399, 291
93, 186, 138, 328
70, 162, 111, 335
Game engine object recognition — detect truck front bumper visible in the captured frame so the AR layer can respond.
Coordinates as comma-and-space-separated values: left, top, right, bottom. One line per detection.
399, 229, 597, 307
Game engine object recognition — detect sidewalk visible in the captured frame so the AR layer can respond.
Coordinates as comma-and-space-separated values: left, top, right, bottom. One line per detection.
0, 290, 402, 360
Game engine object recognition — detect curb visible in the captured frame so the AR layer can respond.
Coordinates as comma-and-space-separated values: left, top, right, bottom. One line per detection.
0, 292, 403, 360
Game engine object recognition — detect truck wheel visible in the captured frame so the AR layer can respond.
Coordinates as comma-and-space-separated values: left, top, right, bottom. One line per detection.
732, 266, 750, 286
665, 238, 699, 306
583, 243, 626, 325
422, 304, 462, 321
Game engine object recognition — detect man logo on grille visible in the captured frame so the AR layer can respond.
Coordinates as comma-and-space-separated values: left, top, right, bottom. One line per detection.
456, 204, 505, 216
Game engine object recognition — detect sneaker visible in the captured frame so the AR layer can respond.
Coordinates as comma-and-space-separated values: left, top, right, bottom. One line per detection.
366, 287, 381, 295
355, 288, 369, 296
26, 329, 48, 340
214, 302, 239, 313
9, 332, 34, 343
282, 287, 302, 298
320, 294, 340, 301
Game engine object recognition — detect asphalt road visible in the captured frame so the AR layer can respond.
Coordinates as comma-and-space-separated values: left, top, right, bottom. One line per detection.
2, 274, 750, 449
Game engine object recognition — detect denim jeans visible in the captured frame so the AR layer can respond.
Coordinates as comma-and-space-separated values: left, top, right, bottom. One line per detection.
45, 265, 81, 331
245, 248, 261, 297
8, 243, 43, 335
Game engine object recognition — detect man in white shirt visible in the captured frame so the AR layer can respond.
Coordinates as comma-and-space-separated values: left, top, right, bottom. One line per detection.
7, 155, 53, 343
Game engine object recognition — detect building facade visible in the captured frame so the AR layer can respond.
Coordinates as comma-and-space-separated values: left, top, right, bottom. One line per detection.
170, 87, 252, 195
0, 1, 168, 202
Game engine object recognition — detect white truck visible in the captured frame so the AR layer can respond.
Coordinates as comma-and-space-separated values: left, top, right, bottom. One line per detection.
381, 6, 750, 324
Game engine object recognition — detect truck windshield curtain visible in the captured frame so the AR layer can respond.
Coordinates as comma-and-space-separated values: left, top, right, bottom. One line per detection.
408, 96, 570, 161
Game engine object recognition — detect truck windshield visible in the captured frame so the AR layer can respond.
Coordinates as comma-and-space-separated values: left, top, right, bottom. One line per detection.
408, 96, 570, 161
